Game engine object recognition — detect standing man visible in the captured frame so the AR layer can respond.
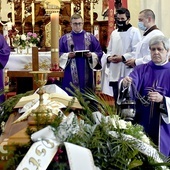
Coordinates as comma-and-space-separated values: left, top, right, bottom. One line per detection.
104, 8, 141, 104
0, 34, 11, 103
120, 35, 170, 157
59, 13, 103, 95
124, 9, 164, 67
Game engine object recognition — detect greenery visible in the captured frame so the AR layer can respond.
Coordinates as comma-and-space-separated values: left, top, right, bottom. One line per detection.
1, 87, 170, 170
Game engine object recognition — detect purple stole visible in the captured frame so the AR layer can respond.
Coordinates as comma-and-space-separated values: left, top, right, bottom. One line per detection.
66, 32, 91, 89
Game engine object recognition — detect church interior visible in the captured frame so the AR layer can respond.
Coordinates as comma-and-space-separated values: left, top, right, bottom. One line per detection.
0, 0, 170, 169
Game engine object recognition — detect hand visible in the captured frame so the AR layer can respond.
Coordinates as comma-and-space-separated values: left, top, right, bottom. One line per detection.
148, 91, 163, 103
84, 52, 92, 58
108, 55, 122, 63
124, 58, 136, 67
68, 52, 75, 58
122, 76, 132, 87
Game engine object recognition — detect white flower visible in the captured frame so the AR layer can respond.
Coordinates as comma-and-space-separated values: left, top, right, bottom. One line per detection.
139, 131, 150, 144
21, 34, 27, 41
117, 119, 127, 129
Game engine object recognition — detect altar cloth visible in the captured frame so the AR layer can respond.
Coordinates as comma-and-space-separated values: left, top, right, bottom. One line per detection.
5, 51, 51, 71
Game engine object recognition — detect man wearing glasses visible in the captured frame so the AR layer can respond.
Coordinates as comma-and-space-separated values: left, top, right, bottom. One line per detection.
59, 13, 103, 95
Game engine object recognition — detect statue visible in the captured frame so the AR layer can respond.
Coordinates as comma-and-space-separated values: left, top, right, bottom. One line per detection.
0, 17, 18, 48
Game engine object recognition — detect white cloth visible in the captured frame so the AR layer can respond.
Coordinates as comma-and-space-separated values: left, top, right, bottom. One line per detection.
161, 96, 170, 124
123, 29, 164, 66
100, 53, 113, 96
6, 51, 51, 71
106, 27, 141, 82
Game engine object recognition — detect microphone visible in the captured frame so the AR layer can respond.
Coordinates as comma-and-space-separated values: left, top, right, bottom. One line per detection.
70, 44, 74, 52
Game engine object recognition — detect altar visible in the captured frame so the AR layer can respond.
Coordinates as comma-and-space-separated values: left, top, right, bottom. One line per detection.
5, 50, 64, 94
6, 51, 51, 71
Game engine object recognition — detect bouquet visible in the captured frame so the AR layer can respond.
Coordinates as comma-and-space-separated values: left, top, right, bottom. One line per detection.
12, 33, 28, 49
26, 32, 40, 47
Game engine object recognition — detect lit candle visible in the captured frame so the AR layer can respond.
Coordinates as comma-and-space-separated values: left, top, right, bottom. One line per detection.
32, 1, 35, 31
22, 0, 25, 22
50, 12, 59, 70
90, 1, 93, 26
71, 2, 74, 16
11, 0, 15, 25
81, 0, 84, 19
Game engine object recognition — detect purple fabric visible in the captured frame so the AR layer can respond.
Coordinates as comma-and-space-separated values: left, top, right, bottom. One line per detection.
129, 61, 170, 157
0, 34, 10, 103
59, 30, 103, 95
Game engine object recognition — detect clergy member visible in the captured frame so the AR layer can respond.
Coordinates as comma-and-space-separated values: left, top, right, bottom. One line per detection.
0, 33, 11, 103
59, 13, 103, 95
119, 35, 170, 157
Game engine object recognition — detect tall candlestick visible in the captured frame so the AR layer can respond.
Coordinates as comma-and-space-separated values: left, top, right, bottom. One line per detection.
81, 0, 84, 19
90, 1, 93, 25
11, 0, 15, 25
32, 1, 35, 32
50, 12, 59, 71
71, 2, 74, 16
22, 1, 25, 22
90, 1, 93, 33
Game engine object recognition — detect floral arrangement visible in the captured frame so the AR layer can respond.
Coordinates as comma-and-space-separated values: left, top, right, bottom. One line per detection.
1, 87, 170, 170
12, 32, 40, 49
26, 32, 40, 47
12, 33, 28, 49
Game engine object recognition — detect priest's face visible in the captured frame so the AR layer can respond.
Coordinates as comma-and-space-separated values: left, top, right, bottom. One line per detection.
150, 42, 168, 64
71, 18, 84, 33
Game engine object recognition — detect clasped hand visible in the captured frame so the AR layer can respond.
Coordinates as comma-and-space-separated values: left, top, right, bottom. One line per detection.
108, 55, 122, 63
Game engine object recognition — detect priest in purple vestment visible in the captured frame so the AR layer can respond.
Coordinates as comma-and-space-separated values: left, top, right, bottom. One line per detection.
118, 35, 170, 157
0, 34, 10, 103
59, 13, 103, 95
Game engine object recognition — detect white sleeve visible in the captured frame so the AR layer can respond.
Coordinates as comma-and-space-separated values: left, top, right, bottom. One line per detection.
161, 96, 170, 124
59, 53, 69, 69
135, 55, 151, 66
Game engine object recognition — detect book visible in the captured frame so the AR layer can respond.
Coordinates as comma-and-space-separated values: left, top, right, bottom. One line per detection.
75, 50, 90, 57
14, 93, 82, 109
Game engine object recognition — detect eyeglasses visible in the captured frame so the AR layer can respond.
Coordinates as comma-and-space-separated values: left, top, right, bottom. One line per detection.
150, 47, 165, 52
72, 22, 83, 26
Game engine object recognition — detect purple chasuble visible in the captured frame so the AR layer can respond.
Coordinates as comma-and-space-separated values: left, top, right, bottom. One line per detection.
59, 30, 103, 95
0, 34, 10, 103
129, 61, 170, 157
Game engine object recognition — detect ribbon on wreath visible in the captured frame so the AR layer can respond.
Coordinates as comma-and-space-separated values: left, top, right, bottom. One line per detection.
16, 123, 99, 170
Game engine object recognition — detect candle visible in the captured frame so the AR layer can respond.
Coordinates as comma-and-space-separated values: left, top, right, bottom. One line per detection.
71, 2, 74, 16
32, 1, 35, 31
50, 12, 59, 70
90, 1, 93, 26
22, 0, 25, 22
81, 0, 84, 19
11, 0, 15, 25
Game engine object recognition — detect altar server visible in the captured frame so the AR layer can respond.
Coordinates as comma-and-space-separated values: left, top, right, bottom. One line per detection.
104, 7, 141, 103
123, 9, 164, 67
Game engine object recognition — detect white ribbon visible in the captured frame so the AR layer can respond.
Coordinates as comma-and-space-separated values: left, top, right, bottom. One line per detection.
16, 125, 99, 170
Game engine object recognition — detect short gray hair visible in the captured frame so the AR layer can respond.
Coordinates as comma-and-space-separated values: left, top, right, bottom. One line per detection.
149, 35, 170, 51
